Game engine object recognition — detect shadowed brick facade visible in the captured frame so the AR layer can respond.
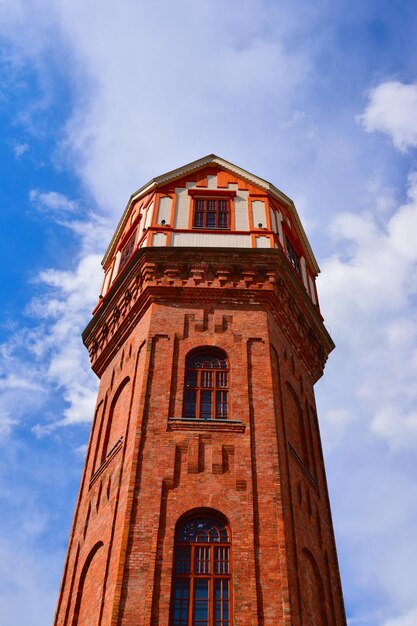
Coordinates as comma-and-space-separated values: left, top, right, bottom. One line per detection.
53, 155, 346, 626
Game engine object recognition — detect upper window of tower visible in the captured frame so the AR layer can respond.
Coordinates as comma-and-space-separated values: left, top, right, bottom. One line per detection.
285, 234, 301, 279
119, 229, 137, 272
192, 197, 230, 230
183, 349, 229, 420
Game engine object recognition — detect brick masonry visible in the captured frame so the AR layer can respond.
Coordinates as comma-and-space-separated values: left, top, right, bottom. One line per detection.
53, 246, 346, 626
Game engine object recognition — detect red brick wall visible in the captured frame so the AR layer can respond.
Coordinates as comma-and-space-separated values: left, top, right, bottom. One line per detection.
54, 249, 345, 626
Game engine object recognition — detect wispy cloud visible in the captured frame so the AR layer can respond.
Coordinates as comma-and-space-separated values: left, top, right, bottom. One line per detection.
13, 142, 29, 157
381, 607, 417, 626
29, 189, 77, 214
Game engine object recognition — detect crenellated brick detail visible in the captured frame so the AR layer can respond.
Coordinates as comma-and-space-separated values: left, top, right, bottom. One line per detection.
83, 248, 333, 382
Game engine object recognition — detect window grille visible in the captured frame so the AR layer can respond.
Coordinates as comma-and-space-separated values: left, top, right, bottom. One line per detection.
184, 351, 229, 420
119, 229, 137, 272
193, 198, 230, 230
285, 235, 301, 278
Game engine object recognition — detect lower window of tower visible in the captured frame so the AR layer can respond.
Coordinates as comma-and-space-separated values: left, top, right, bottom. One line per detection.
170, 516, 232, 626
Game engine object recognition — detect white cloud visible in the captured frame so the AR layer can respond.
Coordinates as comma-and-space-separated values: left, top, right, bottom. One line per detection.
53, 213, 113, 254
0, 374, 41, 391
320, 171, 417, 450
320, 407, 356, 451
73, 443, 87, 457
0, 202, 105, 437
13, 142, 29, 157
28, 252, 102, 431
371, 406, 417, 450
0, 0, 311, 214
29, 189, 76, 213
0, 413, 18, 438
0, 251, 101, 437
381, 608, 417, 626
359, 81, 417, 152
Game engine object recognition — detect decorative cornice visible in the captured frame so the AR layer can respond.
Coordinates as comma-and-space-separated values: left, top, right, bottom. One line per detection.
83, 248, 334, 380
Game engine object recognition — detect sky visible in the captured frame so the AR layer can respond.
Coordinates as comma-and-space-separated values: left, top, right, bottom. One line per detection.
1, 0, 417, 624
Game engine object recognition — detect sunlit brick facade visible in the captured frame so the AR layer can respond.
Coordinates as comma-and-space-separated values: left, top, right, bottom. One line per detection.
53, 155, 346, 626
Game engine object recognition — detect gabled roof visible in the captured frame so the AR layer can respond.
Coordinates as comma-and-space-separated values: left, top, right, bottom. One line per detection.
103, 154, 320, 273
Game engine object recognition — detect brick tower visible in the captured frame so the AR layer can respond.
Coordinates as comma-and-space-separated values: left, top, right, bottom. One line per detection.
54, 155, 346, 626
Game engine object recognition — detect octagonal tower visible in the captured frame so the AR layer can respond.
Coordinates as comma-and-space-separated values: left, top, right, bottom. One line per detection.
54, 155, 346, 626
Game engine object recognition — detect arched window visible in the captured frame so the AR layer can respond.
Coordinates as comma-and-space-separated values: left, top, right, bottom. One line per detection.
184, 350, 229, 420
170, 515, 232, 626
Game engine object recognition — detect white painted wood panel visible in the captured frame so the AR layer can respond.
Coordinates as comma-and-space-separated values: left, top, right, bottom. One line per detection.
255, 236, 271, 248
143, 202, 153, 230
207, 174, 217, 189
252, 200, 266, 228
156, 196, 172, 224
111, 251, 121, 283
270, 208, 278, 233
300, 256, 308, 290
309, 276, 317, 304
171, 233, 251, 248
234, 191, 249, 230
152, 233, 168, 247
174, 189, 190, 228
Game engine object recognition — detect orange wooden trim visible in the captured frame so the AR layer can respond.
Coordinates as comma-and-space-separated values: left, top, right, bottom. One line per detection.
265, 197, 272, 231
144, 190, 156, 209
118, 215, 140, 251
247, 195, 254, 230
169, 194, 176, 227
154, 193, 174, 226
272, 232, 285, 252
99, 272, 107, 298
195, 174, 207, 187
187, 194, 194, 230
150, 192, 160, 227
145, 226, 272, 237
188, 188, 236, 198
230, 197, 236, 231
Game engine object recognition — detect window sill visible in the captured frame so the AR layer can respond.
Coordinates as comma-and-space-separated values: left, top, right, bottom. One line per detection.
191, 227, 231, 231
168, 418, 245, 433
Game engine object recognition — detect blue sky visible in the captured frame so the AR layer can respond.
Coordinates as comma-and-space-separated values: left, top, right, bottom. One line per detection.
1, 1, 417, 624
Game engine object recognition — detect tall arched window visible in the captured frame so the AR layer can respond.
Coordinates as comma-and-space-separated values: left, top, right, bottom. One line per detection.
184, 350, 229, 420
170, 515, 232, 626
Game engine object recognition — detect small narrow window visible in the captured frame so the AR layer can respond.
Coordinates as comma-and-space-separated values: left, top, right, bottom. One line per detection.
119, 229, 137, 272
193, 198, 230, 230
170, 515, 232, 626
285, 235, 301, 279
184, 351, 229, 420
